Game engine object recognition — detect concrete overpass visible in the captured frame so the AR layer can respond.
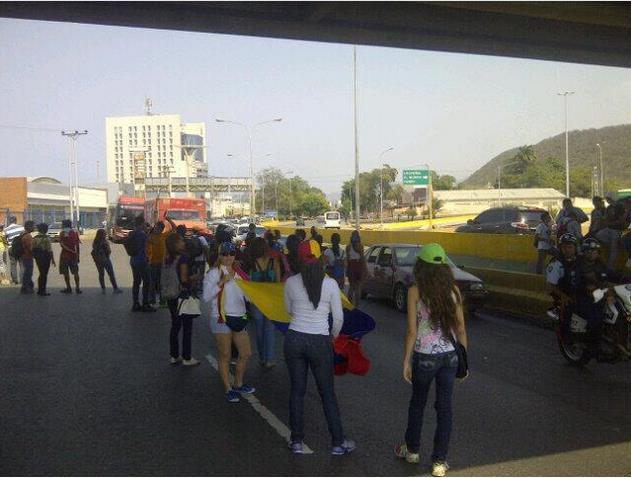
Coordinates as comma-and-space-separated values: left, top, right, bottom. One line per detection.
2, 2, 631, 68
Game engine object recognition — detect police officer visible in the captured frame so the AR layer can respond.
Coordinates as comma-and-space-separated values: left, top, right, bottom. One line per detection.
546, 233, 580, 314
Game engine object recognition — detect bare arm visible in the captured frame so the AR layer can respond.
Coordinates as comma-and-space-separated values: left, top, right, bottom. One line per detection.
403, 285, 419, 384
273, 257, 281, 283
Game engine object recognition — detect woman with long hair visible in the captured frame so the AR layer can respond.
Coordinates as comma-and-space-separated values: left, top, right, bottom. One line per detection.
164, 232, 200, 367
202, 241, 255, 402
394, 243, 467, 477
247, 237, 281, 367
345, 230, 367, 305
283, 239, 355, 455
92, 228, 122, 294
323, 232, 345, 289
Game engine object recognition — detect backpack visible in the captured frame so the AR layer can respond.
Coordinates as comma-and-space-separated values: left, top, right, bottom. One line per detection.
185, 236, 203, 259
10, 233, 25, 259
161, 257, 181, 299
123, 232, 140, 257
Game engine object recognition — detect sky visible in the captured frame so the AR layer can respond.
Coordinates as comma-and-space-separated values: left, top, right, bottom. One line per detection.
2, 18, 631, 199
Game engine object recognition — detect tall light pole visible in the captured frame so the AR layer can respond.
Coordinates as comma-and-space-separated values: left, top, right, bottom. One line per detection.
596, 142, 604, 196
215, 117, 282, 217
285, 169, 294, 219
558, 91, 574, 198
61, 130, 88, 228
378, 147, 394, 227
353, 45, 361, 230
425, 163, 433, 229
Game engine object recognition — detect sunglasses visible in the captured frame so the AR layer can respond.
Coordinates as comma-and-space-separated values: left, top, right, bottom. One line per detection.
221, 251, 236, 257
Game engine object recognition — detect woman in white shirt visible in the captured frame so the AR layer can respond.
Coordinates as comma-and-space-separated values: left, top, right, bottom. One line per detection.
283, 239, 355, 456
203, 242, 255, 403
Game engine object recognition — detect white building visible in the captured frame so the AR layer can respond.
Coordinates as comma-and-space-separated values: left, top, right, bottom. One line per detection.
433, 188, 567, 215
105, 114, 207, 188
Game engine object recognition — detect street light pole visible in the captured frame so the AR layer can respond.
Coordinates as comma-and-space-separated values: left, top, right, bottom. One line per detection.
378, 147, 394, 227
425, 163, 433, 229
596, 142, 604, 195
285, 169, 293, 219
215, 117, 282, 218
353, 45, 360, 230
61, 130, 88, 228
558, 91, 574, 198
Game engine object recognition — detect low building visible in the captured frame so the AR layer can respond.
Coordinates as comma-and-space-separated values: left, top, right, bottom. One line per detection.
0, 177, 108, 227
434, 188, 567, 215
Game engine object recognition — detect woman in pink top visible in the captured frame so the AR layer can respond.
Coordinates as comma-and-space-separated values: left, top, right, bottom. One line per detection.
394, 243, 468, 477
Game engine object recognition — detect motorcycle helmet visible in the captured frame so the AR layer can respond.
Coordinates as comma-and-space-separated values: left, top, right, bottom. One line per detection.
559, 233, 578, 245
582, 237, 601, 252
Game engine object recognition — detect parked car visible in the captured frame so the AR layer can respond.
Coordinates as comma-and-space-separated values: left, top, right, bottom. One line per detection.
47, 222, 63, 242
455, 206, 546, 234
235, 225, 268, 242
362, 243, 489, 313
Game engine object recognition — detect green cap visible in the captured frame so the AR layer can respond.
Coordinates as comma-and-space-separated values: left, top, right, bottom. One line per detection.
417, 243, 447, 264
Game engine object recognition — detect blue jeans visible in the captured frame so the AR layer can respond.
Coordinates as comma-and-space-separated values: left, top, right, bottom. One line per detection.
284, 330, 345, 446
405, 351, 458, 461
20, 257, 34, 292
96, 258, 119, 290
130, 259, 150, 306
250, 303, 275, 362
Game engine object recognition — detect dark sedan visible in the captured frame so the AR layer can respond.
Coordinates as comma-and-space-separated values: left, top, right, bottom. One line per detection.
362, 243, 489, 313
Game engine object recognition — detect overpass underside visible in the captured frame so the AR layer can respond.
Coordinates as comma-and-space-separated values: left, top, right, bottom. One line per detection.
2, 2, 631, 68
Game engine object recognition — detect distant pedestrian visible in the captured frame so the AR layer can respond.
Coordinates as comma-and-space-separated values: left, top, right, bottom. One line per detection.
310, 225, 318, 240
324, 232, 346, 288
345, 230, 367, 305
92, 228, 122, 294
0, 225, 10, 286
535, 212, 554, 274
283, 239, 356, 455
295, 229, 307, 241
564, 211, 583, 243
32, 222, 56, 295
588, 196, 606, 237
147, 221, 168, 305
163, 232, 200, 366
555, 198, 588, 239
127, 215, 154, 311
5, 216, 24, 284
284, 234, 301, 279
58, 219, 82, 294
395, 243, 468, 477
597, 196, 627, 268
19, 220, 35, 294
273, 229, 281, 241
247, 237, 281, 368
203, 241, 255, 402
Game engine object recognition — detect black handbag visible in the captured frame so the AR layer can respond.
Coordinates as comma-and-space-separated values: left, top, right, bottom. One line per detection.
449, 336, 469, 379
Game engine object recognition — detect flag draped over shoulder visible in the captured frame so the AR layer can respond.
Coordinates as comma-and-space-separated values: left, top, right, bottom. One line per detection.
233, 277, 376, 375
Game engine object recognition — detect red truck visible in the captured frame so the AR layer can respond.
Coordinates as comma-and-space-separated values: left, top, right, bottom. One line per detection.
145, 197, 207, 233
108, 196, 146, 243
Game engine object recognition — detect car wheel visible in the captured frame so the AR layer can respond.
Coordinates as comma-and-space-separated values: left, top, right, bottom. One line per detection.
393, 283, 407, 313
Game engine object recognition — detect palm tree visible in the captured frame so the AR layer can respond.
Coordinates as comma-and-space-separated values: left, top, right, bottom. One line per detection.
511, 145, 536, 174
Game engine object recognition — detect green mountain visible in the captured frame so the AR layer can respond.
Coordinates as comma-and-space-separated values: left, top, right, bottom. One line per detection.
461, 124, 631, 193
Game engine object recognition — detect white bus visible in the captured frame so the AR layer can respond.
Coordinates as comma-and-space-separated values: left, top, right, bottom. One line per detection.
324, 211, 341, 229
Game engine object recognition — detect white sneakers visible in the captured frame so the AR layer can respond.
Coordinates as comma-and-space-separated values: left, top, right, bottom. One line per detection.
432, 462, 450, 477
182, 358, 200, 367
170, 356, 200, 366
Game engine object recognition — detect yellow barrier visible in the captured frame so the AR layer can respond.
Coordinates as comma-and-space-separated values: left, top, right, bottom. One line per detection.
271, 226, 538, 264
361, 215, 475, 231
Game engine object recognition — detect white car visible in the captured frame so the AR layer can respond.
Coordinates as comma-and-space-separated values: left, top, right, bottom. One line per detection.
324, 211, 341, 229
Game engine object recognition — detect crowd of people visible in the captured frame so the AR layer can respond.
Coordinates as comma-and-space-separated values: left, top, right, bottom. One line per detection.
0, 214, 470, 474
534, 196, 631, 274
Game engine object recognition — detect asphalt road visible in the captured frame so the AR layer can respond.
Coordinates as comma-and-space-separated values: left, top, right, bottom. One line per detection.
1, 240, 630, 476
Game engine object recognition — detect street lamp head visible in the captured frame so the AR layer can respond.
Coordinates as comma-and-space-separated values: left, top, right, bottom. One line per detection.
215, 119, 225, 123
273, 118, 283, 122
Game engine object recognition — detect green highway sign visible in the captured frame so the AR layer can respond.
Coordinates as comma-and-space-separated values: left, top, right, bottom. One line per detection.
402, 169, 429, 186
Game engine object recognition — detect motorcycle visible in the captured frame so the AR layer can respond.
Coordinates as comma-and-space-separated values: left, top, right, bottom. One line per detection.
557, 284, 631, 366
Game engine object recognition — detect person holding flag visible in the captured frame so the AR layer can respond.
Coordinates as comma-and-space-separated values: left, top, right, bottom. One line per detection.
202, 241, 255, 403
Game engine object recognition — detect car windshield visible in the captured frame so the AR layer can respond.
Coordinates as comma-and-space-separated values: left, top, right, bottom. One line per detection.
395, 246, 455, 267
116, 206, 144, 228
167, 210, 202, 221
325, 212, 339, 220
255, 227, 267, 236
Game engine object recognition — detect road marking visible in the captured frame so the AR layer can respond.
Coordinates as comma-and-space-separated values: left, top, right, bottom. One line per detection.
205, 353, 314, 455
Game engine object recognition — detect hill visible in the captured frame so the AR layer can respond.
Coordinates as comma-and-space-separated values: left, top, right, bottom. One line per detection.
461, 124, 631, 194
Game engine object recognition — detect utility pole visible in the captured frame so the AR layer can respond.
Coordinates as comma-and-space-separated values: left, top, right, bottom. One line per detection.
596, 142, 604, 195
61, 130, 88, 228
353, 45, 360, 230
558, 91, 574, 198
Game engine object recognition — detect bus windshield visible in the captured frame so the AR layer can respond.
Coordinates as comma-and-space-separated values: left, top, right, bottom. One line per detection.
167, 209, 202, 221
115, 206, 144, 229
